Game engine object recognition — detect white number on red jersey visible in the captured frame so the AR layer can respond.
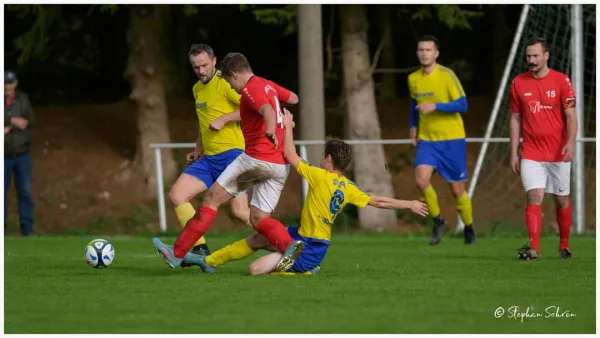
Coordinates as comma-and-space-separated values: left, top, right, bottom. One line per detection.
265, 85, 284, 128
546, 90, 556, 98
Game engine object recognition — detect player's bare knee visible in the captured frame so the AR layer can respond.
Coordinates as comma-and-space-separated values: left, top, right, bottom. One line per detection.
249, 208, 270, 228
415, 177, 430, 191
168, 187, 186, 206
526, 189, 545, 205
450, 183, 465, 198
248, 262, 264, 276
553, 195, 570, 209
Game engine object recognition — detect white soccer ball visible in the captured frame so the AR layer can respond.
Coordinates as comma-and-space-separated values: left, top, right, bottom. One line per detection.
84, 238, 115, 268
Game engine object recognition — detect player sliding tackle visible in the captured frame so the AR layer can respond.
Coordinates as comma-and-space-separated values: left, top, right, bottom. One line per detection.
176, 109, 428, 275
153, 52, 305, 272
509, 37, 577, 260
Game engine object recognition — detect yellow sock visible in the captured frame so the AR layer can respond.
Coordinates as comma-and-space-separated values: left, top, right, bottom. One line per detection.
205, 238, 255, 268
421, 185, 441, 218
456, 192, 473, 226
175, 202, 206, 246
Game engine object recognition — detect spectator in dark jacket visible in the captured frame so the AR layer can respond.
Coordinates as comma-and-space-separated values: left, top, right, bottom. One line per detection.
4, 70, 35, 236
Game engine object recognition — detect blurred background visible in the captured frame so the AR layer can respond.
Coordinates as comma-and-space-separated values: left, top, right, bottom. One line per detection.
3, 4, 596, 236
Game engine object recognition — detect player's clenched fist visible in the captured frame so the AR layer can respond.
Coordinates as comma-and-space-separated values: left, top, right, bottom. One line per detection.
282, 108, 295, 129
186, 149, 203, 163
408, 201, 429, 217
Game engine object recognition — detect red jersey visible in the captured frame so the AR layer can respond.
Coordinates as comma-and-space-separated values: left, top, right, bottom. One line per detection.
510, 69, 576, 162
240, 76, 291, 164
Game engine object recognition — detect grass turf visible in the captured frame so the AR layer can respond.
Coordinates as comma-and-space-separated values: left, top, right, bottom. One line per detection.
3, 234, 595, 333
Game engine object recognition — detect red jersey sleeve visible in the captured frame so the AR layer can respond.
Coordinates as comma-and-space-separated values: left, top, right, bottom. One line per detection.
509, 79, 521, 114
274, 82, 291, 103
243, 81, 272, 112
560, 75, 576, 109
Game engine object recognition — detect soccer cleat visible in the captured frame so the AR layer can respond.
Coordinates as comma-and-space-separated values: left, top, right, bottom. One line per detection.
152, 238, 183, 268
559, 248, 572, 259
464, 225, 476, 244
429, 216, 447, 245
517, 244, 540, 260
183, 252, 217, 273
180, 244, 211, 268
275, 240, 305, 272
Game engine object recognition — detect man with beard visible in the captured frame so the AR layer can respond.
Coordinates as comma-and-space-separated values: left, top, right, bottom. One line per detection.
509, 37, 577, 260
168, 44, 250, 262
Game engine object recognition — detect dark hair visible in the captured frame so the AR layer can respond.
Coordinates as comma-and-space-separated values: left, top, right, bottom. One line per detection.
188, 44, 215, 58
417, 35, 440, 49
324, 137, 353, 172
527, 36, 550, 53
220, 52, 252, 78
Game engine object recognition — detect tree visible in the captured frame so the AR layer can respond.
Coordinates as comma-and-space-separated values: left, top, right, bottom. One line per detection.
8, 4, 178, 196
297, 5, 326, 164
125, 5, 177, 195
377, 5, 396, 102
340, 5, 397, 230
241, 4, 327, 164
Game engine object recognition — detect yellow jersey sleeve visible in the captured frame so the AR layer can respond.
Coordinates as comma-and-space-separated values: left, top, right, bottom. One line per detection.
444, 68, 466, 101
347, 181, 371, 208
297, 160, 325, 187
407, 74, 417, 99
221, 81, 241, 106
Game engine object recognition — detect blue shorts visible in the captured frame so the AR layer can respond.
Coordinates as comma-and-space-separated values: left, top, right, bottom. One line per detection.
183, 148, 245, 190
414, 139, 468, 182
286, 226, 329, 273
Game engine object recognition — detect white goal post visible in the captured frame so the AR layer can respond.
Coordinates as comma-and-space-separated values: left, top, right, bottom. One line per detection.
455, 4, 595, 235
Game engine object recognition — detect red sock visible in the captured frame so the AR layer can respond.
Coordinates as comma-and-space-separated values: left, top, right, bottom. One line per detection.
173, 205, 217, 258
526, 204, 542, 252
556, 204, 572, 250
255, 218, 294, 253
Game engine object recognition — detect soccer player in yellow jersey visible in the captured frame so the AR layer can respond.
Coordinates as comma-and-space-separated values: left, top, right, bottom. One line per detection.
178, 109, 428, 275
407, 35, 475, 246
168, 44, 250, 262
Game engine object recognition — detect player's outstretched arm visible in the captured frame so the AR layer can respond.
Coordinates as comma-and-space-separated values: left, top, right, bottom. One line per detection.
282, 109, 301, 169
367, 195, 428, 217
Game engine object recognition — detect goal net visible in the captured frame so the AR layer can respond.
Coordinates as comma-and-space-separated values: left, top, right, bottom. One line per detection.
467, 4, 596, 234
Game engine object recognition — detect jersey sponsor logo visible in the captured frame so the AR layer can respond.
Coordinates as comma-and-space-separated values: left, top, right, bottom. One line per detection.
195, 102, 207, 109
563, 97, 576, 109
528, 101, 553, 114
414, 92, 434, 98
524, 92, 532, 96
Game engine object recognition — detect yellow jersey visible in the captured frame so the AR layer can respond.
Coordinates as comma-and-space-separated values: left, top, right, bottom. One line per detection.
407, 64, 466, 141
296, 160, 371, 243
193, 70, 245, 155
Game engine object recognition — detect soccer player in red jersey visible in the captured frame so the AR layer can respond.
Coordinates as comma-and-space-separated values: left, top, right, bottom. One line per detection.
509, 37, 577, 260
153, 52, 305, 271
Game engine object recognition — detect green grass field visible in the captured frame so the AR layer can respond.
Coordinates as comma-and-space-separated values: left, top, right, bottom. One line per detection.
4, 233, 596, 333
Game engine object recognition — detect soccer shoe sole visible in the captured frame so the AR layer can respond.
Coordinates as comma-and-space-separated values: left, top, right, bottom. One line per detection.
152, 238, 182, 268
276, 241, 305, 272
